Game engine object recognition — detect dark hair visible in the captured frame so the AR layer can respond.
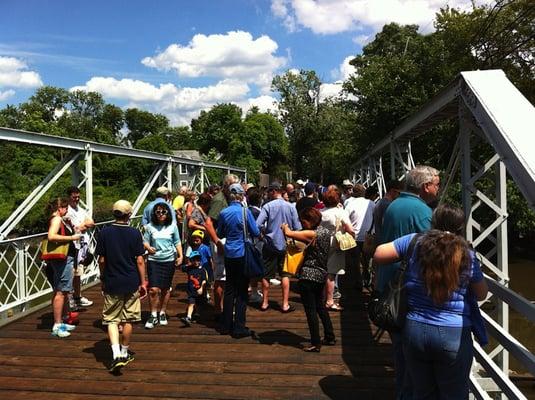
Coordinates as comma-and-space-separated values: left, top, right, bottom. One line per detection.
365, 186, 378, 199
247, 187, 262, 207
417, 205, 470, 304
66, 186, 80, 196
431, 204, 465, 236
46, 197, 69, 216
322, 189, 340, 207
386, 180, 403, 192
197, 193, 212, 207
150, 202, 173, 226
351, 184, 366, 198
298, 207, 322, 229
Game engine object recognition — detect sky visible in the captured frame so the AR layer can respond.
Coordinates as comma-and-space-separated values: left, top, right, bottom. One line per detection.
0, 0, 492, 126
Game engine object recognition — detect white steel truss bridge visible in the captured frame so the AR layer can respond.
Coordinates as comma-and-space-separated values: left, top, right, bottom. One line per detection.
351, 69, 535, 399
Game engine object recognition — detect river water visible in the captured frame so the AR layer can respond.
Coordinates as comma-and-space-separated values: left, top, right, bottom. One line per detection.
502, 257, 535, 396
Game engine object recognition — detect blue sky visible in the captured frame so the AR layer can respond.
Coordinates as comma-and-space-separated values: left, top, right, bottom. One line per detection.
0, 0, 490, 125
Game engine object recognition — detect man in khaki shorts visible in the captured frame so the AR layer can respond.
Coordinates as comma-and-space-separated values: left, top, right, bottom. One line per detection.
96, 200, 147, 373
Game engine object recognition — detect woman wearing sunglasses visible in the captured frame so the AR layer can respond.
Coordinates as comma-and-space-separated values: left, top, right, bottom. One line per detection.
143, 203, 183, 329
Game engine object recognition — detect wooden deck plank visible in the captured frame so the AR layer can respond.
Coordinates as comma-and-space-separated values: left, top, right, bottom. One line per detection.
0, 270, 394, 399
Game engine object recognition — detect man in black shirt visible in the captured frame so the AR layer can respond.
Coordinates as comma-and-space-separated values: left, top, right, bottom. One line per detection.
96, 200, 147, 373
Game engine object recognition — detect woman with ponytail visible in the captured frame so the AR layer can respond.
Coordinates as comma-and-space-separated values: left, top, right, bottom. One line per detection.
374, 204, 488, 399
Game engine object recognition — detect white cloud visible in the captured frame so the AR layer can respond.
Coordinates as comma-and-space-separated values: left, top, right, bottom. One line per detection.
71, 76, 252, 126
0, 56, 43, 89
141, 31, 286, 83
331, 55, 356, 81
271, 0, 494, 35
244, 95, 278, 114
0, 89, 15, 101
353, 34, 373, 46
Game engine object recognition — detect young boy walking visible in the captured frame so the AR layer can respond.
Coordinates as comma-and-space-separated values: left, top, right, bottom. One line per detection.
180, 251, 207, 326
96, 200, 147, 373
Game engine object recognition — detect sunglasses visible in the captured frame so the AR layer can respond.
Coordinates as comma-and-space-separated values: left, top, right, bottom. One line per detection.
155, 210, 168, 216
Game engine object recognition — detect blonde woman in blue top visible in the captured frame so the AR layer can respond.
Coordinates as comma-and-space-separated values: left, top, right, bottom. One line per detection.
143, 202, 183, 329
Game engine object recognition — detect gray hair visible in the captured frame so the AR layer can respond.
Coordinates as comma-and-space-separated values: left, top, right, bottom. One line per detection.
223, 174, 240, 187
405, 165, 439, 193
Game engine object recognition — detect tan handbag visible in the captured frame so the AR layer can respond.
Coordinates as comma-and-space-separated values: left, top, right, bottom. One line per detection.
335, 231, 357, 251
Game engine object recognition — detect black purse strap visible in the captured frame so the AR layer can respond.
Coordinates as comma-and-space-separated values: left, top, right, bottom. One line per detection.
242, 205, 249, 242
399, 233, 421, 273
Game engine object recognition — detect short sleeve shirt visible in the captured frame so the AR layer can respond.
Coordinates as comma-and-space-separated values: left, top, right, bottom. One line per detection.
394, 233, 484, 328
320, 206, 351, 233
96, 223, 145, 295
143, 223, 180, 262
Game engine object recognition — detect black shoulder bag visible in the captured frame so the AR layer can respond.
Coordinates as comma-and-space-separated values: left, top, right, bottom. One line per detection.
368, 234, 420, 332
242, 206, 264, 278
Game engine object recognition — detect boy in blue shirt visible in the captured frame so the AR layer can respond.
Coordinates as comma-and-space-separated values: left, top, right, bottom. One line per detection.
186, 229, 213, 285
181, 251, 207, 326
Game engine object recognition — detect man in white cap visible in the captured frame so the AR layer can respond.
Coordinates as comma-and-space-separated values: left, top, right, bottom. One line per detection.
341, 179, 353, 203
142, 186, 176, 226
96, 200, 147, 373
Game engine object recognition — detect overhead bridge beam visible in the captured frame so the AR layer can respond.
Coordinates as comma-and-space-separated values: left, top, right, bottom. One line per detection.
0, 127, 246, 172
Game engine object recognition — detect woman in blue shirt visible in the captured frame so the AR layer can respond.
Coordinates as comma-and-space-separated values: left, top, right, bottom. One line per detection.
374, 205, 488, 399
143, 202, 183, 329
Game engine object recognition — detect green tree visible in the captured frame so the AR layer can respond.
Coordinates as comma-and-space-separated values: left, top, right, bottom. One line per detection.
125, 108, 169, 146
190, 103, 243, 156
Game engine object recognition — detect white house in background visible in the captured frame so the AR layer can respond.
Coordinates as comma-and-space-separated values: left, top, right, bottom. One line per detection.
172, 150, 202, 189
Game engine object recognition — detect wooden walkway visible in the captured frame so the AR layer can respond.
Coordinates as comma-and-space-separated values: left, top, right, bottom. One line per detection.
0, 272, 394, 399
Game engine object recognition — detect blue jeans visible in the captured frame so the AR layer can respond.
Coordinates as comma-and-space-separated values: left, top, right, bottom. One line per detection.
402, 319, 473, 400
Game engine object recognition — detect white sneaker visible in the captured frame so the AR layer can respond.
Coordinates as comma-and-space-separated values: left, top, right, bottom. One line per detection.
145, 315, 159, 329
51, 323, 74, 337
76, 296, 93, 307
159, 313, 168, 326
269, 278, 281, 286
333, 290, 342, 300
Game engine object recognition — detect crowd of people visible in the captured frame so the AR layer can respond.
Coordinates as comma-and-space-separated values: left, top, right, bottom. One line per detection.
43, 168, 488, 399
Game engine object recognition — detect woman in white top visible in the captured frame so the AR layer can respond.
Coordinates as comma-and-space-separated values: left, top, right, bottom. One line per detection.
320, 188, 354, 311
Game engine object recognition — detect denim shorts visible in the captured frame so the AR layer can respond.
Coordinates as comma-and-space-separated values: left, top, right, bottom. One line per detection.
49, 256, 74, 292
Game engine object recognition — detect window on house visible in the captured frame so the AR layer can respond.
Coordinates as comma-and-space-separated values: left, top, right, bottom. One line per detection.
179, 164, 188, 175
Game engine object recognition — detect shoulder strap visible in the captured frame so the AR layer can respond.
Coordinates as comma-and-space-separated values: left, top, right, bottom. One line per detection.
400, 233, 421, 272
242, 205, 249, 242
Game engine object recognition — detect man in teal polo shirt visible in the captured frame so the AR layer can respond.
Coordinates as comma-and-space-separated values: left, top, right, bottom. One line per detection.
375, 165, 440, 400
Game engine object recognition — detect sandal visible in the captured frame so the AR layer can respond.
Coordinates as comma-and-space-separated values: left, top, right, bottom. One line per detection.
326, 303, 344, 312
259, 304, 270, 312
303, 345, 321, 353
281, 305, 296, 313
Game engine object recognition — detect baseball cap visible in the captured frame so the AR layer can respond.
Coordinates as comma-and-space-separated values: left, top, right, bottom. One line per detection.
296, 179, 305, 185
342, 179, 352, 187
189, 250, 201, 259
112, 200, 133, 215
229, 183, 245, 194
156, 186, 171, 196
191, 230, 205, 239
304, 182, 317, 195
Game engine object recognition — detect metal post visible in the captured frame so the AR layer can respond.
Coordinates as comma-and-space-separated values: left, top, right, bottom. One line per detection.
390, 141, 396, 180
496, 158, 510, 389
85, 148, 93, 217
15, 243, 26, 311
460, 115, 473, 243
200, 164, 205, 193
167, 159, 173, 192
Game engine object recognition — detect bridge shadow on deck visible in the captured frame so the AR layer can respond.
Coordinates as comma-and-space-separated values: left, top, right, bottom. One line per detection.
0, 268, 394, 399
